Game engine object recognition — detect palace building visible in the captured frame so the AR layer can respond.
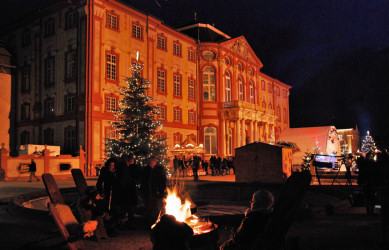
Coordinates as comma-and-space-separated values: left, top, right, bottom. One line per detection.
1, 0, 290, 173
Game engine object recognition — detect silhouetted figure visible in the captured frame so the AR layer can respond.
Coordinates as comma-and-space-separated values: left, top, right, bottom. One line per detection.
202, 160, 209, 175
96, 157, 118, 213
173, 155, 180, 178
111, 153, 140, 228
28, 159, 39, 182
141, 157, 167, 227
344, 154, 353, 186
358, 153, 376, 214
220, 189, 274, 250
192, 155, 201, 181
151, 214, 194, 250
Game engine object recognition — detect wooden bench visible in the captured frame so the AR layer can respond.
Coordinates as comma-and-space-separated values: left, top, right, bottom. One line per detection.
47, 202, 86, 250
71, 169, 108, 241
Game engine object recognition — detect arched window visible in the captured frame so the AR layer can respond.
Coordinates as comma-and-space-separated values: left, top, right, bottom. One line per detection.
225, 56, 231, 65
268, 103, 273, 110
249, 81, 255, 104
262, 101, 266, 108
283, 108, 288, 123
277, 106, 281, 121
203, 66, 216, 101
238, 63, 243, 71
225, 71, 231, 102
238, 76, 243, 101
204, 127, 217, 155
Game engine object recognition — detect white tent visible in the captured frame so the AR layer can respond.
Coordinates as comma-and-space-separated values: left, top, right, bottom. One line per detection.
279, 126, 339, 166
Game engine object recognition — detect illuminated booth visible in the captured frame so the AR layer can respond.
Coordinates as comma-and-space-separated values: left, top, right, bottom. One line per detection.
279, 126, 339, 167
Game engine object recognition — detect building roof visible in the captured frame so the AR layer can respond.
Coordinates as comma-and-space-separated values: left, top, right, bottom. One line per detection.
177, 23, 231, 43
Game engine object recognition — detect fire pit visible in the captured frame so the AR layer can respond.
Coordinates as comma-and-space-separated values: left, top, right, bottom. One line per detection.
153, 187, 219, 249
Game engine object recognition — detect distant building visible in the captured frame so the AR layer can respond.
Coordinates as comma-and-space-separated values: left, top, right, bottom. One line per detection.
0, 42, 12, 151
337, 127, 360, 154
1, 0, 290, 174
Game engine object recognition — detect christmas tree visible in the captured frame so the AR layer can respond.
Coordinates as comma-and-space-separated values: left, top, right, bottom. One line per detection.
105, 61, 168, 166
361, 131, 377, 153
301, 152, 313, 172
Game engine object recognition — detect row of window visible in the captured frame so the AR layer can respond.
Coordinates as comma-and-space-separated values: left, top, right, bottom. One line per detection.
20, 95, 76, 120
158, 107, 196, 124
105, 95, 195, 124
106, 12, 195, 60
157, 35, 195, 61
202, 66, 288, 103
21, 11, 78, 47
20, 126, 77, 153
21, 51, 77, 92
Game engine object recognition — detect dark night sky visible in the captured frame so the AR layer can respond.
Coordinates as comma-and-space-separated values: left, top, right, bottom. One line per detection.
1, 0, 389, 147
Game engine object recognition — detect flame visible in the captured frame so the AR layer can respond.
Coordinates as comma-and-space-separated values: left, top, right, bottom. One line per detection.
153, 186, 216, 235
164, 188, 193, 222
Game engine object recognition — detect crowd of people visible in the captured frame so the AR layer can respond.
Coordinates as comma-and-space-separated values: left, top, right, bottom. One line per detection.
78, 153, 236, 238
79, 153, 167, 236
172, 155, 235, 179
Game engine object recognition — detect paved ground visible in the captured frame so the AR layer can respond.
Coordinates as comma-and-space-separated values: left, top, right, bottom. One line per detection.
0, 174, 387, 250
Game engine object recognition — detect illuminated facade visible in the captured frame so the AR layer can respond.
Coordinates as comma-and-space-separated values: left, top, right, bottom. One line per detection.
2, 0, 290, 171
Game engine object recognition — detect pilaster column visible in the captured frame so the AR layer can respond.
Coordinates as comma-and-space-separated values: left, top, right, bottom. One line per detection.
254, 121, 258, 142
235, 119, 241, 148
222, 119, 226, 156
242, 119, 246, 146
249, 120, 254, 143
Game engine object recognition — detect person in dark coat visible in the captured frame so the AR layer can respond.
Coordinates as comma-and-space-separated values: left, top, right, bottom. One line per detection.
141, 157, 167, 227
151, 214, 194, 250
28, 159, 40, 182
202, 160, 209, 175
173, 155, 179, 178
192, 155, 201, 181
111, 153, 140, 228
220, 189, 274, 250
216, 156, 222, 175
96, 157, 118, 214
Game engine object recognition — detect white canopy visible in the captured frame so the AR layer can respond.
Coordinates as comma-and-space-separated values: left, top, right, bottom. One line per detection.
279, 126, 339, 166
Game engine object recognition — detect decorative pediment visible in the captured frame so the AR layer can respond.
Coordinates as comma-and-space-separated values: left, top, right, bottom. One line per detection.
229, 38, 249, 59
221, 36, 263, 67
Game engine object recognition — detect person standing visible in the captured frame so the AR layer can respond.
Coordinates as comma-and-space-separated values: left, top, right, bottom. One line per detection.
96, 157, 118, 214
141, 157, 167, 227
173, 155, 179, 178
28, 159, 39, 182
111, 153, 140, 229
202, 159, 209, 175
192, 155, 200, 181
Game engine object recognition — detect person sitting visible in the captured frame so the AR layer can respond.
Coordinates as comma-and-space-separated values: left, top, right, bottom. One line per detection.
220, 189, 274, 250
151, 214, 194, 250
55, 203, 98, 239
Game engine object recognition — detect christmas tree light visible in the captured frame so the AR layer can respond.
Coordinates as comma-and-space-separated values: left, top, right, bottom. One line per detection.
360, 131, 377, 153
